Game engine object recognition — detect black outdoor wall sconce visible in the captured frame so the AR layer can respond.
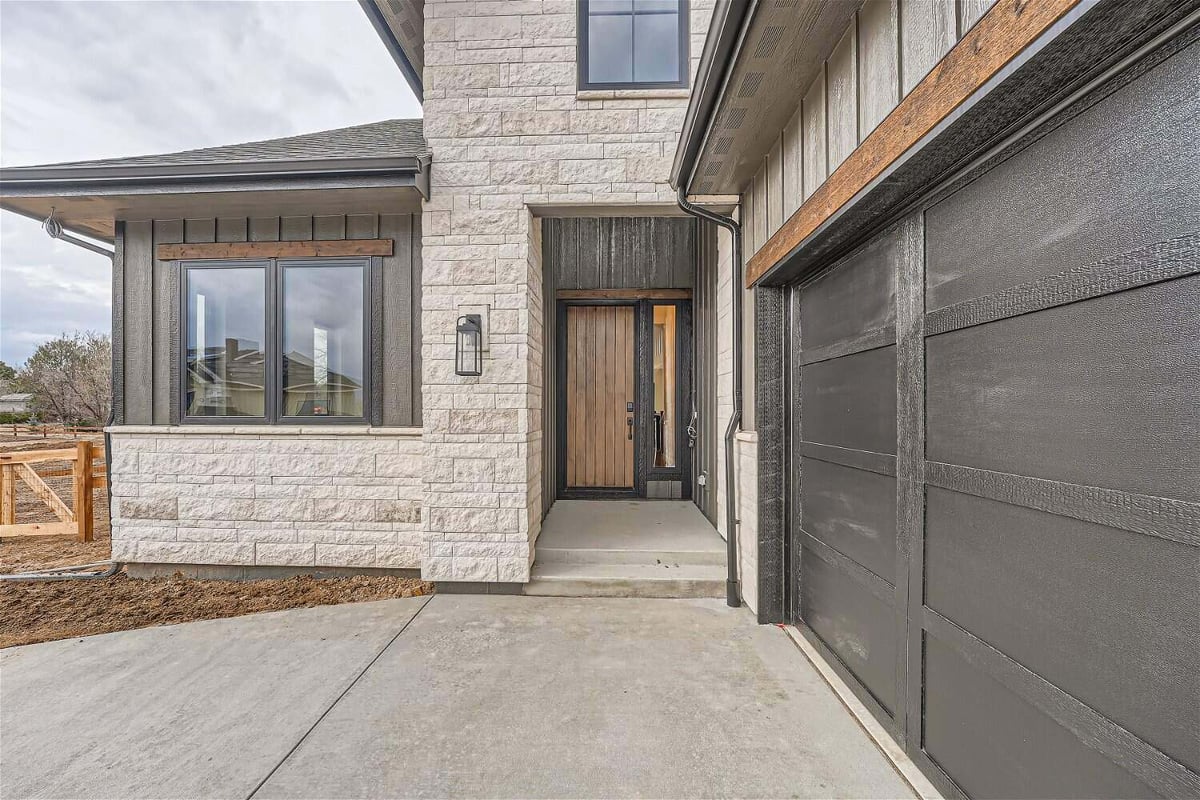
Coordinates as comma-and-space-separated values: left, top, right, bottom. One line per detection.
455, 314, 483, 376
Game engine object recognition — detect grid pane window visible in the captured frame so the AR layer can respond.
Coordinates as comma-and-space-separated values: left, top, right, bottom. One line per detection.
583, 0, 686, 88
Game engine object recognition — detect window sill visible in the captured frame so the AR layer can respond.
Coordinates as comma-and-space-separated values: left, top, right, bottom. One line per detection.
576, 88, 691, 101
107, 424, 422, 437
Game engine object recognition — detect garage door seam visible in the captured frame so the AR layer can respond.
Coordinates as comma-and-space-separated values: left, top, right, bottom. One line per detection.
244, 595, 435, 799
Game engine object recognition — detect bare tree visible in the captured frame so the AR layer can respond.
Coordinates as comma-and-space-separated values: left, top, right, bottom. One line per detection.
17, 332, 112, 425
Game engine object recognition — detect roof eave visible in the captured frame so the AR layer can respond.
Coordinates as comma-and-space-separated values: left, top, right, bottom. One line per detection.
670, 0, 753, 192
358, 0, 424, 102
0, 155, 426, 186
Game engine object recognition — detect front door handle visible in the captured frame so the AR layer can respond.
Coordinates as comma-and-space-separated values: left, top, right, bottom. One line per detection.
627, 417, 634, 440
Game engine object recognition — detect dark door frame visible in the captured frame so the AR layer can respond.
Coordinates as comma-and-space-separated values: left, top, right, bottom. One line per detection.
555, 297, 693, 500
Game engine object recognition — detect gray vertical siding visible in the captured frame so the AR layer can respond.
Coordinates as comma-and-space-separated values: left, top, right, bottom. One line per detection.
744, 0, 995, 261
115, 212, 423, 427
151, 220, 183, 425
122, 220, 154, 424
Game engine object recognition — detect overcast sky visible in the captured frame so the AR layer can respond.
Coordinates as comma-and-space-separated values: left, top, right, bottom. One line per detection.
0, 0, 421, 367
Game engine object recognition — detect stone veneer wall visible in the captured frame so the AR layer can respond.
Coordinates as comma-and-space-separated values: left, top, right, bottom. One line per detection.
108, 427, 423, 570
735, 431, 760, 615
418, 0, 716, 582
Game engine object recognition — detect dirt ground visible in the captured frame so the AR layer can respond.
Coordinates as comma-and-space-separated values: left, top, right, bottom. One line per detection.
0, 434, 433, 648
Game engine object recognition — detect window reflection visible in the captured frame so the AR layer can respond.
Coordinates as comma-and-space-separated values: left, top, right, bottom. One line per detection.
282, 264, 365, 417
652, 304, 677, 468
185, 267, 266, 417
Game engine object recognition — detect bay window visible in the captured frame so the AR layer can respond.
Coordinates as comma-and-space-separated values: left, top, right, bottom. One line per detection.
182, 258, 370, 423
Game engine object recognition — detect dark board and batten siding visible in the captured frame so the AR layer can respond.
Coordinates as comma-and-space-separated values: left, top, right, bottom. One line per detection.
543, 217, 696, 291
114, 213, 422, 427
785, 38, 1200, 799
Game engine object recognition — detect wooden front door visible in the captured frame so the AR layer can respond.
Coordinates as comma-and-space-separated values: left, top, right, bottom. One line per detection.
565, 305, 635, 489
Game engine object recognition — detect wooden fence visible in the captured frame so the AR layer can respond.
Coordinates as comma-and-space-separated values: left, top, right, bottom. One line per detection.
7, 423, 105, 438
0, 442, 105, 541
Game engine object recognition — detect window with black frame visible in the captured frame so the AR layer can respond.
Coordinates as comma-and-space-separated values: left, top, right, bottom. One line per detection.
579, 0, 688, 90
182, 258, 368, 423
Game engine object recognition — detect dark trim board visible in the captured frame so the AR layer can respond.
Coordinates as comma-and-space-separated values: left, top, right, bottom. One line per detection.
557, 288, 691, 300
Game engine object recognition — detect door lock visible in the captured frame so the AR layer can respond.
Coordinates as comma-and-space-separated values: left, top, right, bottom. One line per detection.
626, 401, 634, 413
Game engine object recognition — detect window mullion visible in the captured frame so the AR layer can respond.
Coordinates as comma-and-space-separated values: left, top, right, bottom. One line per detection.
269, 257, 280, 424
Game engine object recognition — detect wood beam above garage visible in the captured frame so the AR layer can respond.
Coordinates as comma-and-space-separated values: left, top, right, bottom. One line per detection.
744, 0, 1079, 288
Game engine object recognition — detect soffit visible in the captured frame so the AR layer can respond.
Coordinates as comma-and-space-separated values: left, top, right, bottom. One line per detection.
0, 186, 424, 242
688, 0, 862, 195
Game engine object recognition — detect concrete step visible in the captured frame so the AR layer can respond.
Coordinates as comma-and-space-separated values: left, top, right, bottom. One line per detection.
534, 546, 725, 567
522, 562, 726, 599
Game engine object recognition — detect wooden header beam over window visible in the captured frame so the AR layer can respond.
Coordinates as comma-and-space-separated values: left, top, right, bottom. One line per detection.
744, 0, 1079, 287
156, 239, 393, 261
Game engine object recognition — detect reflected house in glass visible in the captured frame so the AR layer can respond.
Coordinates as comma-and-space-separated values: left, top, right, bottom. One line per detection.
281, 350, 363, 417
185, 338, 267, 417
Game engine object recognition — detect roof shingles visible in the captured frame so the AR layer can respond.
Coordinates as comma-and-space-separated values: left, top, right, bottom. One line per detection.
6, 119, 426, 172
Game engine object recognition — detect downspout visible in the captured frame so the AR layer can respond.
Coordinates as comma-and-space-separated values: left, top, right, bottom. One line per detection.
6, 210, 126, 582
677, 187, 742, 609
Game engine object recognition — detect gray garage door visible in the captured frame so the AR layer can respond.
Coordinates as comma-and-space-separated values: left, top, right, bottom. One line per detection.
789, 39, 1199, 799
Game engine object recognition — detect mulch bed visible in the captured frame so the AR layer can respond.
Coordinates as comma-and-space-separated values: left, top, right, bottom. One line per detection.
1, 435, 433, 649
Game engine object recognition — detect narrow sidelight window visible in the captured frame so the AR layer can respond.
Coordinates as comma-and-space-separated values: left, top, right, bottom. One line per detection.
181, 258, 370, 423
579, 0, 688, 90
651, 303, 677, 468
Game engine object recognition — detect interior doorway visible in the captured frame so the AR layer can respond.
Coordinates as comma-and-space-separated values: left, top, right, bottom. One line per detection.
556, 298, 692, 499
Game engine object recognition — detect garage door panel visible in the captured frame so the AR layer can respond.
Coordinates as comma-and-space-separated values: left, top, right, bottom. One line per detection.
923, 635, 1159, 800
801, 346, 897, 455
926, 277, 1200, 502
800, 230, 898, 353
800, 457, 897, 583
800, 547, 897, 715
924, 40, 1200, 312
926, 488, 1200, 771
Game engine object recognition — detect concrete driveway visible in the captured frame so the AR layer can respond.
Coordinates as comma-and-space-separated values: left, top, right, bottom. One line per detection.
1, 595, 914, 799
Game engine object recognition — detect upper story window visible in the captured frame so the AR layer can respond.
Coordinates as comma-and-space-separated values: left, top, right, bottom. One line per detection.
579, 0, 688, 90
182, 258, 369, 424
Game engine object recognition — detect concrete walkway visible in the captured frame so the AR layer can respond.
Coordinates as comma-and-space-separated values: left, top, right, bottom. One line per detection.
1, 596, 913, 799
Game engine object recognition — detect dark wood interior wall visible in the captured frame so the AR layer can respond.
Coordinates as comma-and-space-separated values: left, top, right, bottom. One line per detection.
544, 217, 696, 290
692, 221, 719, 524
542, 219, 557, 515
117, 213, 422, 427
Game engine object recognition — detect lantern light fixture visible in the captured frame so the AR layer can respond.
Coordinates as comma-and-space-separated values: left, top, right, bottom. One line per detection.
455, 314, 483, 376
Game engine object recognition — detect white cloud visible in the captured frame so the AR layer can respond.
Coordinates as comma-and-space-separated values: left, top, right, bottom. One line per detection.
0, 0, 420, 365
